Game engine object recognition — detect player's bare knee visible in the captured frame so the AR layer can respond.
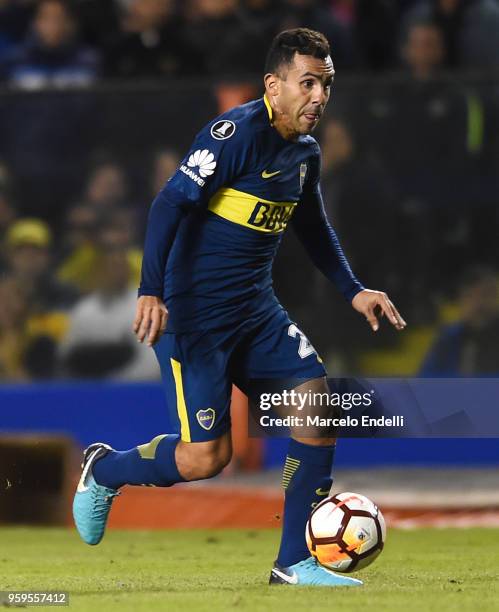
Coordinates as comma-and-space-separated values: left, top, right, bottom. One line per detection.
203, 446, 232, 477
188, 447, 231, 480
176, 437, 232, 481
288, 377, 338, 441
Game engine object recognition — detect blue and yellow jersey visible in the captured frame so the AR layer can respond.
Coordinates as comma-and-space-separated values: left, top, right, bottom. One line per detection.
170, 95, 319, 233
140, 95, 363, 332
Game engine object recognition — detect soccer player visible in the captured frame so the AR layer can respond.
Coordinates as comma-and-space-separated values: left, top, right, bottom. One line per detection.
73, 28, 406, 587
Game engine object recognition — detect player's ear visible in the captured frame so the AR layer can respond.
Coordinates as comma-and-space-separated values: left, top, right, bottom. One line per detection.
264, 72, 281, 116
264, 72, 280, 97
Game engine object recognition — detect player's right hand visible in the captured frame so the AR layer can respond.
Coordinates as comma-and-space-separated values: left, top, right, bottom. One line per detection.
133, 295, 168, 347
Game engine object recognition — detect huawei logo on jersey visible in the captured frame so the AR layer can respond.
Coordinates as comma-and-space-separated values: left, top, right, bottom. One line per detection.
187, 149, 217, 177
180, 149, 217, 186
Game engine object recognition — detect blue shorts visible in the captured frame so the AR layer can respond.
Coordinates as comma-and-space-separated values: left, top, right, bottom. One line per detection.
153, 307, 326, 442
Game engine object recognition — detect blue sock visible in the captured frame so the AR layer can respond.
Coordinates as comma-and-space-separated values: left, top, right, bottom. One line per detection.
276, 439, 335, 567
92, 434, 185, 489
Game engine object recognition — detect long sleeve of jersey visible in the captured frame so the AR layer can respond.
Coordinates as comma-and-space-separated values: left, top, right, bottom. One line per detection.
138, 118, 250, 298
291, 155, 364, 302
138, 184, 191, 297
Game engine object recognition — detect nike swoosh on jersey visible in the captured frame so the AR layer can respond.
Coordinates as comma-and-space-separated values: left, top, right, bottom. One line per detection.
271, 568, 299, 584
262, 169, 281, 179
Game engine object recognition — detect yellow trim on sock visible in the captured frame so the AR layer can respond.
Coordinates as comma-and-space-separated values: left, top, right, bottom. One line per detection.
137, 434, 168, 460
282, 456, 301, 489
170, 358, 191, 442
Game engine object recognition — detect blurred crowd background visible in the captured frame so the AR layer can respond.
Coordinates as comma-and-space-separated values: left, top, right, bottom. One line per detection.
0, 0, 498, 382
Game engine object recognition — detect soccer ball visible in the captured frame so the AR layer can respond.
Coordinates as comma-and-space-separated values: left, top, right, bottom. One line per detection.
306, 492, 386, 573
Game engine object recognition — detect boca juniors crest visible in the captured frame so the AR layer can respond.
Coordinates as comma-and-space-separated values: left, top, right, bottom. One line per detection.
196, 408, 216, 430
299, 163, 307, 189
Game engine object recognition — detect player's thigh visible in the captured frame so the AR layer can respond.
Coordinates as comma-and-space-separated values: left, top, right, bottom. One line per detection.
153, 331, 233, 443
235, 308, 326, 382
234, 310, 337, 441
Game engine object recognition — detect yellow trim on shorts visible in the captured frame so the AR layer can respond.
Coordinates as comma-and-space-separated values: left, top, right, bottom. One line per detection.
170, 358, 191, 442
208, 187, 296, 234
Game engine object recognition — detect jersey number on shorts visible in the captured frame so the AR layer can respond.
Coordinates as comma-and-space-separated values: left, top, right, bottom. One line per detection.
288, 324, 316, 359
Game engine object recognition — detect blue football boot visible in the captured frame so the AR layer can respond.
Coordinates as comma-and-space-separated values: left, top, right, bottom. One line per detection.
269, 557, 363, 587
73, 443, 120, 545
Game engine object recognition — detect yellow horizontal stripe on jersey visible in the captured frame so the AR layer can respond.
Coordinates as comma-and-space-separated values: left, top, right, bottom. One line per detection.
208, 187, 296, 234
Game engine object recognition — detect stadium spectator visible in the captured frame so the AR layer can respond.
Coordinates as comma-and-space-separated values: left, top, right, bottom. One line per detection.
361, 20, 470, 209
59, 224, 159, 381
105, 0, 196, 78
0, 0, 100, 88
314, 116, 401, 350
179, 0, 247, 76
151, 149, 180, 196
216, 0, 281, 75
0, 186, 15, 236
3, 218, 78, 312
0, 0, 34, 61
0, 277, 30, 380
401, 0, 499, 70
82, 159, 131, 214
0, 277, 33, 380
402, 18, 446, 80
72, 0, 121, 50
137, 148, 181, 237
396, 20, 474, 301
0, 162, 16, 240
58, 209, 142, 295
0, 274, 69, 380
0, 159, 12, 192
0, 186, 16, 275
274, 115, 397, 360
59, 204, 99, 257
277, 0, 355, 69
420, 266, 499, 376
56, 204, 99, 294
330, 0, 399, 71
320, 117, 397, 290
107, 207, 142, 259
0, 1, 100, 222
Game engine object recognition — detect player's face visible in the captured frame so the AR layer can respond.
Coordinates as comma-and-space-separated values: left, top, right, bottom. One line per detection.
266, 53, 334, 138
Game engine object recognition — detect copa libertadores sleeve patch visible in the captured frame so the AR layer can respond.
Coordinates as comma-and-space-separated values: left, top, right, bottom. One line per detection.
210, 120, 236, 140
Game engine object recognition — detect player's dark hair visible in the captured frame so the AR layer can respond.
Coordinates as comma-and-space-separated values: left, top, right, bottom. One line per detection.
265, 28, 330, 76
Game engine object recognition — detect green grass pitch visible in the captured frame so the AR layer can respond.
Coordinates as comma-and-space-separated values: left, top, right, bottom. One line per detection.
2, 527, 499, 611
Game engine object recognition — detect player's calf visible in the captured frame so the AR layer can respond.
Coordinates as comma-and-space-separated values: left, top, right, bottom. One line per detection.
72, 433, 231, 546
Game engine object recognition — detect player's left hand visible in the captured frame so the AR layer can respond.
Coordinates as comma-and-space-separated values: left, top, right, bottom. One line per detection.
352, 289, 406, 332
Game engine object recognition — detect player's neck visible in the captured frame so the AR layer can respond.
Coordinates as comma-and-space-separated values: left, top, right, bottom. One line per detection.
265, 94, 299, 141
272, 115, 300, 141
